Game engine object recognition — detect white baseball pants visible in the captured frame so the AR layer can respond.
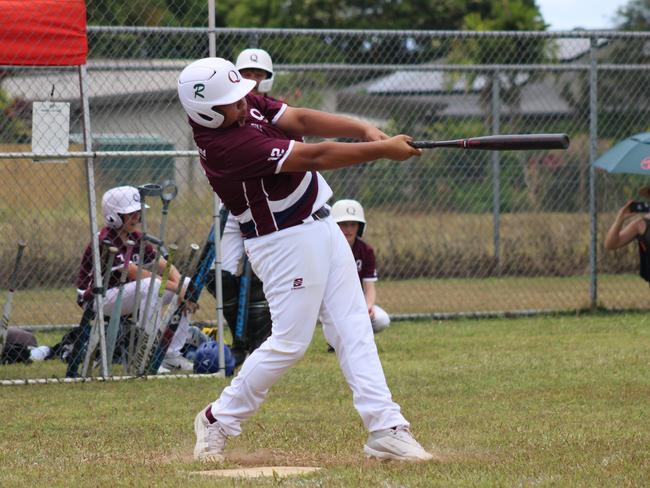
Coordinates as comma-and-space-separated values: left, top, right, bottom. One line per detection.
211, 217, 408, 435
103, 277, 191, 357
220, 211, 244, 275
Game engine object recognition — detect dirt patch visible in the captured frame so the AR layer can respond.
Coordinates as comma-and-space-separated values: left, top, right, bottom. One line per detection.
190, 466, 322, 478
225, 447, 326, 467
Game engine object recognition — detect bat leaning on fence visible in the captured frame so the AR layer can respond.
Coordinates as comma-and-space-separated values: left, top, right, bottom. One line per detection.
130, 182, 177, 374
82, 245, 118, 377
104, 239, 135, 375
146, 224, 219, 375
163, 243, 201, 328
0, 241, 26, 359
132, 242, 176, 375
66, 239, 112, 378
146, 242, 203, 375
235, 257, 253, 343
408, 133, 570, 151
128, 183, 162, 368
66, 304, 94, 378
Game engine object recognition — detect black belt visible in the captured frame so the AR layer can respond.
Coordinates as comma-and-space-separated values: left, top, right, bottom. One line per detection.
241, 206, 331, 239
311, 206, 330, 220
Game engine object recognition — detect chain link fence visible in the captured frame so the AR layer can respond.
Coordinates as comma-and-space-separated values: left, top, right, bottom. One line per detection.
2, 21, 650, 380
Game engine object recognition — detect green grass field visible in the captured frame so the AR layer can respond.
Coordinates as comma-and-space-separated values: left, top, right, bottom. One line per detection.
2, 312, 649, 487
6, 272, 649, 328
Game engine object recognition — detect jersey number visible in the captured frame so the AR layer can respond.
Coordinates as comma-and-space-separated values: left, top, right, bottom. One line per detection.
268, 148, 286, 161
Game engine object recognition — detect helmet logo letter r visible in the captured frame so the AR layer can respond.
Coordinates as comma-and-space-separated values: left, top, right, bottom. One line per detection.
193, 83, 205, 98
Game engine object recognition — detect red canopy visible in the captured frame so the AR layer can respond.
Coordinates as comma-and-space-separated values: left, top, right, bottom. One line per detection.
0, 0, 87, 66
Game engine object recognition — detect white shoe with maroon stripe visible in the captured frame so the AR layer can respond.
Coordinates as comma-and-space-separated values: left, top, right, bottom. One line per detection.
194, 405, 228, 462
364, 426, 434, 461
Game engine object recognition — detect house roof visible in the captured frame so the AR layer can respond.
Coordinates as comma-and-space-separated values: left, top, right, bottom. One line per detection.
1, 37, 610, 116
550, 36, 609, 62
340, 37, 610, 118
338, 75, 571, 119
0, 60, 184, 104
362, 70, 531, 95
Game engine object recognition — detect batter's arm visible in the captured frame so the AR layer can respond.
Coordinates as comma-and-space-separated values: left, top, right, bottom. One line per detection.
277, 107, 388, 142
280, 136, 421, 173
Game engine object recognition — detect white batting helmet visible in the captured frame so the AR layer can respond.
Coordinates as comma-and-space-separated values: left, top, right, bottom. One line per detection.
235, 48, 274, 93
102, 186, 148, 229
331, 199, 366, 237
177, 57, 256, 128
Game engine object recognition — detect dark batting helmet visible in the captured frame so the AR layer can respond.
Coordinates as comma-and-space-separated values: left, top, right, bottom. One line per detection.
193, 340, 235, 376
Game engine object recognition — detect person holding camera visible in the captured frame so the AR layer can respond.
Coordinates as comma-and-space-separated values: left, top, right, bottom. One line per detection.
604, 187, 650, 281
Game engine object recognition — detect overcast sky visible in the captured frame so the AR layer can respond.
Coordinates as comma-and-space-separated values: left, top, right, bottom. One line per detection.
536, 0, 629, 30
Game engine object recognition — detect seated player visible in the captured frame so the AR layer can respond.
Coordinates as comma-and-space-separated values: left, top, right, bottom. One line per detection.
76, 186, 193, 372
332, 199, 390, 332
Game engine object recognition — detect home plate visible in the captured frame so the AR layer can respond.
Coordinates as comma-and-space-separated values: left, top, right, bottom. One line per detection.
191, 466, 322, 478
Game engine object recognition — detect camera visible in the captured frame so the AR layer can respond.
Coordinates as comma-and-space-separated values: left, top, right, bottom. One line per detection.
629, 201, 650, 213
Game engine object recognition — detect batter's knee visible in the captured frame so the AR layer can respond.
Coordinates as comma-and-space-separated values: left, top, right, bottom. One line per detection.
264, 335, 310, 359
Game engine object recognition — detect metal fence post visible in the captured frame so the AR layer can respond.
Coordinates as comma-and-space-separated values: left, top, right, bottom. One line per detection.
79, 64, 108, 377
208, 0, 226, 377
589, 36, 599, 310
491, 71, 502, 275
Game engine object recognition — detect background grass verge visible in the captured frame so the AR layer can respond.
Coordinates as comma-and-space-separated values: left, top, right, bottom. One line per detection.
5, 273, 649, 328
1, 313, 649, 487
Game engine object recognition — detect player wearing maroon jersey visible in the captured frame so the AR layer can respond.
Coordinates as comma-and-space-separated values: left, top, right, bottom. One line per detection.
332, 199, 390, 333
178, 57, 434, 462
205, 48, 277, 367
76, 186, 193, 372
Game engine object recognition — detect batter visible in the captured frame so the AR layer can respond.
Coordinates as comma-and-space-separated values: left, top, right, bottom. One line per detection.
177, 57, 433, 462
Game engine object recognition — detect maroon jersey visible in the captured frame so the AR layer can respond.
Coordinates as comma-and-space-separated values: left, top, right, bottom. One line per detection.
76, 227, 155, 306
352, 238, 378, 282
191, 93, 332, 238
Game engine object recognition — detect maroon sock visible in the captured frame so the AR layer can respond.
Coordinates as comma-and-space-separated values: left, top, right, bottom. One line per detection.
204, 406, 217, 424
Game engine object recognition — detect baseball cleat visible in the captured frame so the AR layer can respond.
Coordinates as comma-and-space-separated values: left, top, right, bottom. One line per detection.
194, 405, 228, 462
162, 354, 194, 371
363, 426, 434, 461
156, 364, 171, 374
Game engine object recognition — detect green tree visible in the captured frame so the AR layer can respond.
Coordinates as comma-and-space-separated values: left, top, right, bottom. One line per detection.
594, 0, 650, 137
217, 0, 546, 64
86, 0, 548, 63
87, 0, 211, 26
0, 86, 28, 143
615, 0, 650, 30
220, 0, 476, 30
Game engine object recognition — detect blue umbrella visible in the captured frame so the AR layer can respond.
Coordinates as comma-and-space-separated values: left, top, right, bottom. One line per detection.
593, 133, 650, 175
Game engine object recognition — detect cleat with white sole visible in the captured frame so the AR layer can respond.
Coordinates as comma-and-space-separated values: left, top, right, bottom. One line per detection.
364, 426, 434, 462
194, 405, 228, 462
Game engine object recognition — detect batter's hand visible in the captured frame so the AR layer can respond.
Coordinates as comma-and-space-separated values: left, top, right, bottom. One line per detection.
382, 135, 422, 161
